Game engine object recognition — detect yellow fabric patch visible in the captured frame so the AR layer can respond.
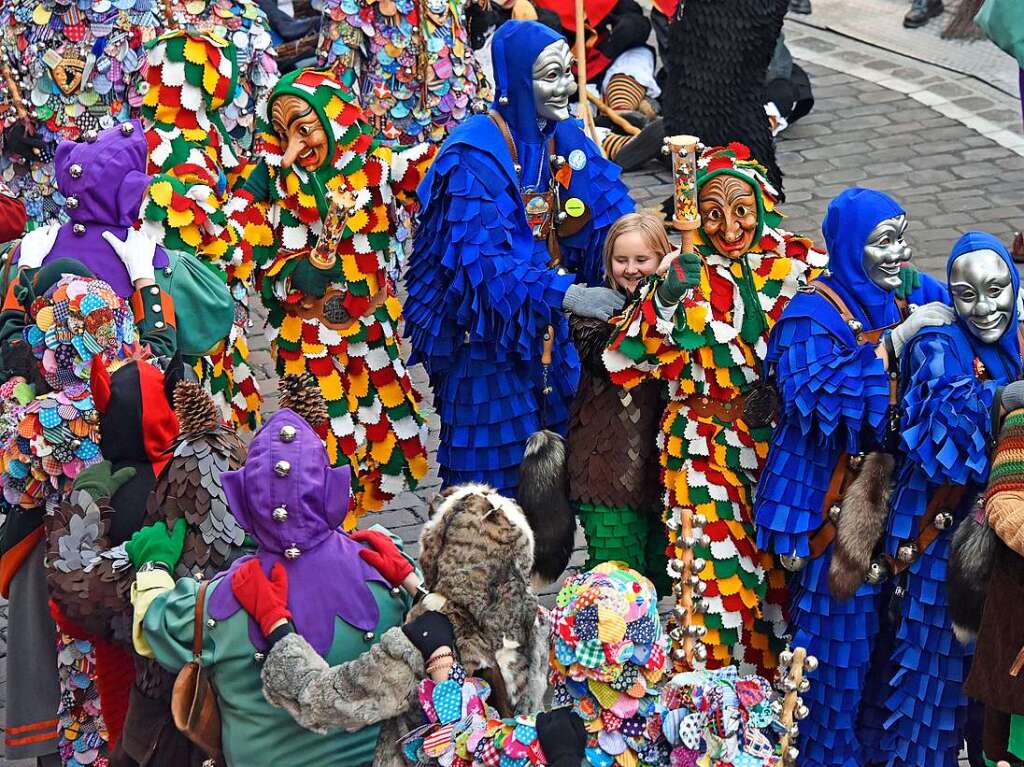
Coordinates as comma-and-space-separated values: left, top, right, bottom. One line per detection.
596, 607, 627, 643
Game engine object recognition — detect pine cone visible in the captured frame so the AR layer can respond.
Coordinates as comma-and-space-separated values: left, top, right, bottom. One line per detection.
279, 373, 329, 431
173, 380, 221, 434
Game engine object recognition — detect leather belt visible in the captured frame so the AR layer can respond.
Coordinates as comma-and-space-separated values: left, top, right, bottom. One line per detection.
685, 393, 747, 424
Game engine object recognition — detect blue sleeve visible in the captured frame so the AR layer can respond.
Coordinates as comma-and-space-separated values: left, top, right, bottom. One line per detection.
405, 150, 575, 376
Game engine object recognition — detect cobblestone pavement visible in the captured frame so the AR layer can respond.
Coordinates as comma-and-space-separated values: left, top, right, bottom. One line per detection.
3, 15, 1024, 765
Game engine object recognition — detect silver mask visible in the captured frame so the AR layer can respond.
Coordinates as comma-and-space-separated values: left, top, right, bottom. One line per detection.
531, 40, 576, 124
862, 214, 911, 292
949, 249, 1014, 344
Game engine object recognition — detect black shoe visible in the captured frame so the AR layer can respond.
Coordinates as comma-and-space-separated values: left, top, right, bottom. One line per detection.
255, 0, 319, 41
789, 0, 811, 14
613, 117, 665, 172
595, 110, 648, 134
903, 0, 943, 27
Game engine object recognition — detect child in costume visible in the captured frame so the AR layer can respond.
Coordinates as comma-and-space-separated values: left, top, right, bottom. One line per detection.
406, 19, 633, 497
964, 407, 1024, 766
315, 0, 489, 146
864, 232, 1021, 767
603, 143, 827, 677
127, 407, 431, 766
567, 211, 670, 595
753, 188, 951, 767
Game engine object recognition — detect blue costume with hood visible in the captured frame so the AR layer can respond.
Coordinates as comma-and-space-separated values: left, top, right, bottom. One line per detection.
753, 189, 947, 767
870, 231, 1021, 767
404, 20, 633, 494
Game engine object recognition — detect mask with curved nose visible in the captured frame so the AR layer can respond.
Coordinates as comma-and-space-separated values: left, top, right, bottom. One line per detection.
949, 249, 1014, 344
531, 40, 576, 124
271, 94, 329, 170
698, 175, 758, 258
862, 214, 911, 292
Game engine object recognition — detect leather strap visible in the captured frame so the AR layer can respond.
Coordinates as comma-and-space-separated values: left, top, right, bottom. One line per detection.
887, 483, 965, 577
684, 392, 747, 424
807, 453, 852, 558
488, 110, 519, 169
192, 580, 209, 660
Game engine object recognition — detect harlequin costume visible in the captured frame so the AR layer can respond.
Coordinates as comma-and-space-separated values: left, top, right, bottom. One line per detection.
316, 0, 489, 146
139, 29, 278, 431
241, 68, 431, 523
567, 311, 670, 596
661, 0, 788, 193
0, 0, 275, 226
131, 409, 411, 766
603, 144, 826, 677
863, 232, 1021, 767
753, 189, 947, 767
405, 20, 633, 496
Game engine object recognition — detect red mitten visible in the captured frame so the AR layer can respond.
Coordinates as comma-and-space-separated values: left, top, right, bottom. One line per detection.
231, 560, 292, 637
349, 529, 413, 587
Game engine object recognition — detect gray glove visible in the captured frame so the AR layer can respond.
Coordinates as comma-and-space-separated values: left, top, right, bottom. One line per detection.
562, 284, 624, 322
1001, 381, 1024, 414
889, 301, 955, 357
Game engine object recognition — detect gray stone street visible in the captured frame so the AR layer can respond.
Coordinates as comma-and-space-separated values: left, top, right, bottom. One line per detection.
3, 3, 1024, 761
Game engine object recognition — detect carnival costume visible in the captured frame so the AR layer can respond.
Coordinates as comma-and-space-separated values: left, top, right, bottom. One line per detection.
870, 232, 1020, 767
239, 68, 430, 522
604, 144, 826, 676
130, 408, 411, 766
139, 29, 278, 430
753, 188, 947, 767
661, 0, 787, 193
567, 309, 670, 596
0, 0, 275, 226
316, 0, 488, 145
406, 20, 633, 496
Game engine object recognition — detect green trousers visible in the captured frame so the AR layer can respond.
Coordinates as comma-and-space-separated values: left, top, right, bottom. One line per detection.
576, 501, 672, 597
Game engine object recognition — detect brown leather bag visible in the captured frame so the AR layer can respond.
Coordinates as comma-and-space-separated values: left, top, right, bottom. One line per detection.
171, 580, 223, 763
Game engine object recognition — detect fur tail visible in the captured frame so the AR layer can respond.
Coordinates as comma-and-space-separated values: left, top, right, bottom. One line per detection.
947, 509, 999, 644
828, 452, 893, 601
517, 430, 575, 585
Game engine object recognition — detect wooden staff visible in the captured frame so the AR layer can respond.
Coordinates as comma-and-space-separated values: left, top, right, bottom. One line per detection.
777, 646, 816, 765
0, 62, 28, 121
587, 91, 640, 136
573, 0, 603, 153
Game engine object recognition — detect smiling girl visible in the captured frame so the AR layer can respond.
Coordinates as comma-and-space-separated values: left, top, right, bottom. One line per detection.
565, 211, 673, 595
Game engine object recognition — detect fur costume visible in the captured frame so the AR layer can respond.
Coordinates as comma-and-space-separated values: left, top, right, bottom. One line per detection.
517, 429, 576, 586
752, 188, 947, 767
566, 310, 668, 595
405, 20, 633, 496
947, 507, 999, 644
236, 68, 431, 524
604, 144, 826, 677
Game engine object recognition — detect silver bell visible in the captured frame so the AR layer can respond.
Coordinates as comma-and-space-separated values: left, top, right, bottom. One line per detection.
933, 511, 953, 530
798, 677, 811, 692
692, 557, 707, 572
82, 130, 98, 143
692, 513, 708, 526
279, 425, 297, 443
785, 746, 800, 763
897, 543, 917, 563
72, 223, 86, 235
866, 559, 888, 584
779, 649, 794, 666
828, 504, 841, 522
274, 460, 291, 477
780, 554, 808, 572
847, 319, 863, 334
69, 163, 83, 179
848, 453, 866, 470
284, 545, 301, 560
498, 95, 509, 106
796, 704, 810, 720
694, 643, 708, 662
804, 654, 819, 672
120, 122, 135, 136
272, 505, 288, 522
65, 195, 78, 209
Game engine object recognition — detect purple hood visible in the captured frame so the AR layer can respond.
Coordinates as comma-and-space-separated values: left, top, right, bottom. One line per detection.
208, 409, 388, 654
27, 121, 168, 297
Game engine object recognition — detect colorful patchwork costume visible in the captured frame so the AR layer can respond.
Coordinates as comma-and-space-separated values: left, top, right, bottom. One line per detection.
604, 144, 826, 677
316, 0, 489, 146
406, 20, 632, 496
753, 189, 947, 767
241, 68, 431, 523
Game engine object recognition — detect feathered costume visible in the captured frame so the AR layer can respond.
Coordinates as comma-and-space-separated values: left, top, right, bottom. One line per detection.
603, 144, 826, 677
753, 188, 947, 767
316, 0, 489, 145
139, 30, 278, 431
405, 20, 633, 496
866, 232, 1021, 767
245, 68, 431, 523
661, 0, 787, 194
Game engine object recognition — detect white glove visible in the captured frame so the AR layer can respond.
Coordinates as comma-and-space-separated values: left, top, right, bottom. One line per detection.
101, 228, 157, 284
16, 222, 60, 269
889, 301, 955, 357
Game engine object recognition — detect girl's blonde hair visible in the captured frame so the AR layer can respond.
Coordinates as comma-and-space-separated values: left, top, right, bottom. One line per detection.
602, 212, 674, 288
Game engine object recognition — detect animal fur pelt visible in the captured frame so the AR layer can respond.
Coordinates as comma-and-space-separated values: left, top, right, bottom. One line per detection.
411, 484, 548, 714
517, 430, 575, 586
947, 507, 1000, 645
828, 452, 894, 601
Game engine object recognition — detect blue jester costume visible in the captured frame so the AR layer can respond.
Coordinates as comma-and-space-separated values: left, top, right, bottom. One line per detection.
753, 189, 948, 767
405, 20, 633, 495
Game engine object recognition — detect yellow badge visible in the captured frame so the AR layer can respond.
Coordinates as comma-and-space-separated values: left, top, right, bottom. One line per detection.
564, 197, 586, 218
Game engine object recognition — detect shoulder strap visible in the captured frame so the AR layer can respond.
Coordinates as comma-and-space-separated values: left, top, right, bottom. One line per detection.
809, 281, 855, 324
192, 580, 210, 661
487, 110, 518, 169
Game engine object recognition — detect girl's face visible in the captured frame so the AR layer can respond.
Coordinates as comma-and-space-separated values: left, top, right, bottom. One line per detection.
610, 231, 660, 293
